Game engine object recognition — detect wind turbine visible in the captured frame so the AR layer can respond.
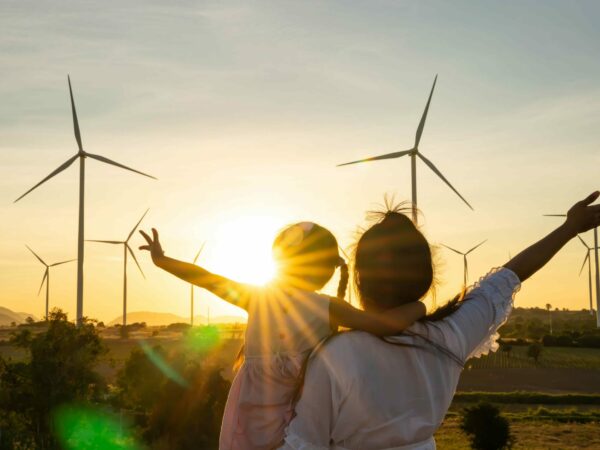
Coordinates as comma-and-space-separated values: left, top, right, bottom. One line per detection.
577, 235, 597, 316
337, 75, 473, 223
190, 242, 206, 326
441, 240, 487, 286
26, 246, 76, 320
338, 247, 355, 306
545, 214, 599, 326
14, 76, 156, 325
87, 209, 148, 329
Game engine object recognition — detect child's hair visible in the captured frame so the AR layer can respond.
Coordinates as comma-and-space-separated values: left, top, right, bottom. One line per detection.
272, 222, 348, 298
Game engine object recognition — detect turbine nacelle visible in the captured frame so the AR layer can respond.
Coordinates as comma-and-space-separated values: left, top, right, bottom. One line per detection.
337, 75, 473, 215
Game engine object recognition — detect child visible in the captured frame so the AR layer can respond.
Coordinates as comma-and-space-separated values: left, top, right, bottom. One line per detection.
139, 221, 426, 449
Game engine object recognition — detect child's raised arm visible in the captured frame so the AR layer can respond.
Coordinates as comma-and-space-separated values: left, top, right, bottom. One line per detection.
329, 297, 426, 336
504, 191, 600, 282
139, 228, 256, 310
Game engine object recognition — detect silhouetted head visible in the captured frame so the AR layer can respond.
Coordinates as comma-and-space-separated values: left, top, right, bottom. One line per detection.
354, 207, 433, 311
272, 222, 347, 296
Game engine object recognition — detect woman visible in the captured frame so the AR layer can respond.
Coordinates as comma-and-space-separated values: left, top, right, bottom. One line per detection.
281, 192, 600, 450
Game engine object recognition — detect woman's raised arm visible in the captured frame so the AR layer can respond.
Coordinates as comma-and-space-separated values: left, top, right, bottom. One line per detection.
504, 191, 600, 282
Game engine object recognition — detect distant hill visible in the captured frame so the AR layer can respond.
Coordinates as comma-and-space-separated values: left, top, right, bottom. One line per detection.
108, 311, 246, 326
0, 306, 37, 326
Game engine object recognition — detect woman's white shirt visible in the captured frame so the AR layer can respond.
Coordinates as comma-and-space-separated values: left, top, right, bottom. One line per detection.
280, 268, 521, 450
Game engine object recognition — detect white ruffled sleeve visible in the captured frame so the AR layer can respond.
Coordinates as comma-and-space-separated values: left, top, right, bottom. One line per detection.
444, 267, 521, 362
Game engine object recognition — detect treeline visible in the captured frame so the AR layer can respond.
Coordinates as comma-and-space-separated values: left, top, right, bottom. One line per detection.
499, 307, 600, 347
0, 310, 230, 449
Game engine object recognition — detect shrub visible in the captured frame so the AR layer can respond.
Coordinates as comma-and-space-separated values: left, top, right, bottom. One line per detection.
460, 402, 513, 450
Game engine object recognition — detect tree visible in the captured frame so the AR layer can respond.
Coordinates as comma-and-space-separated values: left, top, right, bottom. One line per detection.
0, 309, 106, 448
527, 343, 542, 365
460, 402, 513, 450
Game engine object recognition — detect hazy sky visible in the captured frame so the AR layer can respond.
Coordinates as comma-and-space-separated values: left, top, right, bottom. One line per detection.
1, 0, 599, 322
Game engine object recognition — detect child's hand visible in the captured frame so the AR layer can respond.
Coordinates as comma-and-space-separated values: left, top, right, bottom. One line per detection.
139, 228, 165, 264
565, 191, 600, 236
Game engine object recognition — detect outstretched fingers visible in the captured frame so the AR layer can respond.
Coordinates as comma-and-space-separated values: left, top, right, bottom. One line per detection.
579, 191, 600, 207
139, 229, 153, 246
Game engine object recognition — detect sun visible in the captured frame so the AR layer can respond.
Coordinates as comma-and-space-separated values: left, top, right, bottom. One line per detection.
209, 215, 280, 285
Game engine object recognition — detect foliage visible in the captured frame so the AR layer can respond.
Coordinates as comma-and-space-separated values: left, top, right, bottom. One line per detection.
114, 342, 230, 449
0, 309, 106, 449
460, 402, 513, 450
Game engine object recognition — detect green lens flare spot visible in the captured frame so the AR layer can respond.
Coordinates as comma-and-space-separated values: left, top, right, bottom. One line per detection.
53, 404, 141, 450
185, 325, 220, 353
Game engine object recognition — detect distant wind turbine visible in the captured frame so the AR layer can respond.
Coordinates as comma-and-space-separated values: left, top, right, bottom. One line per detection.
441, 240, 487, 286
545, 214, 599, 326
87, 209, 148, 329
190, 242, 206, 326
26, 246, 76, 320
337, 75, 473, 223
338, 247, 355, 306
14, 76, 156, 325
577, 235, 597, 316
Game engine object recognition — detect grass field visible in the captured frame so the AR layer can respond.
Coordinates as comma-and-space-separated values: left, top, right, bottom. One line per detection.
466, 346, 600, 369
435, 416, 600, 449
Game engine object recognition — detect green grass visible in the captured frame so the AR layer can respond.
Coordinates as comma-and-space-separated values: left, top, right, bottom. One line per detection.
454, 391, 600, 405
467, 346, 600, 369
436, 417, 600, 449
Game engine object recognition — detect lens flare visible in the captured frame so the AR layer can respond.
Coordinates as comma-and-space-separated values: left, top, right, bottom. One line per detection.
139, 340, 189, 388
185, 325, 220, 353
53, 404, 141, 450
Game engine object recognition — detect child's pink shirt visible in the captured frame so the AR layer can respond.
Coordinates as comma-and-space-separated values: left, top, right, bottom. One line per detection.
219, 285, 332, 450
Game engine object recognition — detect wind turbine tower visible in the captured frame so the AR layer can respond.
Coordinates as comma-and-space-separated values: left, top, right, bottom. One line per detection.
14, 76, 156, 325
190, 242, 206, 326
87, 209, 148, 329
441, 240, 487, 286
26, 246, 76, 320
338, 75, 473, 224
545, 214, 599, 327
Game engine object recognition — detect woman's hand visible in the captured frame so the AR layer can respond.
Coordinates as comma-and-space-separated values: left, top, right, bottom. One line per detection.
139, 228, 165, 264
564, 191, 600, 237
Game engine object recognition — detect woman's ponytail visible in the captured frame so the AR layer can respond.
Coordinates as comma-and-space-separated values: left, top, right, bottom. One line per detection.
337, 259, 349, 299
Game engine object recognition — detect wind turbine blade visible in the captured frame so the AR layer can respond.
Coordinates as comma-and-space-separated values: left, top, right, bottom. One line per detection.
86, 153, 157, 180
543, 214, 566, 217
86, 239, 123, 244
440, 244, 464, 255
579, 252, 590, 276
127, 209, 149, 241
14, 155, 79, 202
466, 239, 487, 254
193, 242, 206, 264
577, 235, 590, 250
417, 153, 473, 210
38, 269, 48, 295
68, 76, 83, 152
464, 257, 468, 284
50, 258, 77, 267
415, 75, 438, 148
26, 245, 47, 266
337, 149, 413, 167
127, 245, 145, 279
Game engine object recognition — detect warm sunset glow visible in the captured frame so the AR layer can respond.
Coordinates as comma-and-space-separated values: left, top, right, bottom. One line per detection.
209, 215, 280, 285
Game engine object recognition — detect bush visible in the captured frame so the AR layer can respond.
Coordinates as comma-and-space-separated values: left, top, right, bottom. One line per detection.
460, 402, 513, 450
527, 343, 542, 365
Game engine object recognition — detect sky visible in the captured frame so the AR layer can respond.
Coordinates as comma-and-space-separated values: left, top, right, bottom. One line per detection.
1, 0, 599, 323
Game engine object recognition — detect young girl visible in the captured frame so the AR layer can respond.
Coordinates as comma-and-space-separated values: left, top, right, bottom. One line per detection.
139, 221, 426, 449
